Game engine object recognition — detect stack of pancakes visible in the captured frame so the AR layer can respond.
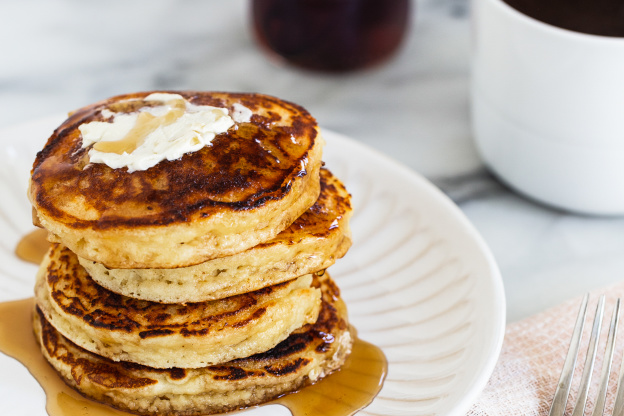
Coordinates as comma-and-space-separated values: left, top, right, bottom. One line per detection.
28, 92, 353, 415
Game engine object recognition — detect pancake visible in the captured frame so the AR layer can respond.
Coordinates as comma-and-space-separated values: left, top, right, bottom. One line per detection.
33, 272, 351, 416
35, 243, 321, 368
28, 91, 323, 269
79, 168, 352, 303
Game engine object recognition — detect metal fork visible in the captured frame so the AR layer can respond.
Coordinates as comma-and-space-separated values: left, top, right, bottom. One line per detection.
549, 295, 624, 416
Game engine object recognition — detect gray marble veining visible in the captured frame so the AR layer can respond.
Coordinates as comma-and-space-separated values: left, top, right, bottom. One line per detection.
2, 0, 624, 324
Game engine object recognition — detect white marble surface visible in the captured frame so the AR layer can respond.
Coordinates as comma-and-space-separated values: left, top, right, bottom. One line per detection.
1, 0, 623, 324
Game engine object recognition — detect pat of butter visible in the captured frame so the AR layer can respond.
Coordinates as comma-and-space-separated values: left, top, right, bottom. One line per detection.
79, 93, 246, 172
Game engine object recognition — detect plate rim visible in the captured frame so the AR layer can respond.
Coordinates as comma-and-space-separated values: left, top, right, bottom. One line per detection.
321, 128, 506, 416
0, 116, 506, 416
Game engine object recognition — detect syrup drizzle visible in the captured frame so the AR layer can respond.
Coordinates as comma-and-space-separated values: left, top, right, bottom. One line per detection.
15, 228, 49, 264
0, 299, 130, 416
93, 99, 185, 155
272, 336, 387, 415
5, 232, 387, 416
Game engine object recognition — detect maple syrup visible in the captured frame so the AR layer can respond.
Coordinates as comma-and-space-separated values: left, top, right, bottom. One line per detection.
15, 228, 49, 265
93, 98, 185, 155
0, 298, 130, 416
2, 233, 387, 416
272, 334, 387, 415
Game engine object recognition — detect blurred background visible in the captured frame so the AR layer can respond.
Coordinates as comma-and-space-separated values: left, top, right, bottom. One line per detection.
2, 0, 624, 322
0, 0, 476, 177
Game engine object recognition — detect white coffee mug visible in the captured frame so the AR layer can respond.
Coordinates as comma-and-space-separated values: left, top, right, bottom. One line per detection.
471, 0, 624, 215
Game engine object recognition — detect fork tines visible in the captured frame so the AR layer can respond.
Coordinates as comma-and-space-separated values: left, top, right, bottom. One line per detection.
549, 295, 624, 416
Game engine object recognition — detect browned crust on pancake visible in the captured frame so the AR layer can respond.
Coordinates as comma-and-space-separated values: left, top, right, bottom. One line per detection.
30, 91, 318, 230
34, 272, 351, 415
43, 243, 307, 338
258, 167, 352, 248
79, 167, 352, 303
28, 91, 324, 268
237, 271, 347, 365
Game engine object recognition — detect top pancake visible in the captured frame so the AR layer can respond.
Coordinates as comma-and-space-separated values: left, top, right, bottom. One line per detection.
29, 91, 324, 269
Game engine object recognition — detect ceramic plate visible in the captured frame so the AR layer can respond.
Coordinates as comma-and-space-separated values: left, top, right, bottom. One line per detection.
0, 116, 506, 416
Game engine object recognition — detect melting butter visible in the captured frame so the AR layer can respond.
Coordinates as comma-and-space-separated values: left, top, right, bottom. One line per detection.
79, 93, 239, 172
93, 98, 186, 155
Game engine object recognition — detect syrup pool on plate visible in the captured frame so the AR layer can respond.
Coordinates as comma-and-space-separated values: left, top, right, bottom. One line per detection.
15, 228, 49, 265
2, 231, 387, 416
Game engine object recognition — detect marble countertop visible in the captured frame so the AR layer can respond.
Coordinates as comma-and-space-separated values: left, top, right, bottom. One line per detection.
1, 0, 623, 323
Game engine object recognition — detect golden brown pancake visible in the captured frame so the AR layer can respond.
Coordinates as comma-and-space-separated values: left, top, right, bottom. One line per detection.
33, 272, 351, 416
79, 168, 352, 303
28, 91, 324, 269
35, 243, 321, 368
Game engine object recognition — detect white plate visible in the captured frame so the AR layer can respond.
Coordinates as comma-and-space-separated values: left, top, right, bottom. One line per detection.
0, 116, 506, 416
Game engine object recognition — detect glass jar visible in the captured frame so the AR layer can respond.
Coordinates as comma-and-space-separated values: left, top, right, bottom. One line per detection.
251, 0, 411, 72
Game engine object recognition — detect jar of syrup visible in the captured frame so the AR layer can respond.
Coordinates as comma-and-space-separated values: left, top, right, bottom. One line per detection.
251, 0, 411, 72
